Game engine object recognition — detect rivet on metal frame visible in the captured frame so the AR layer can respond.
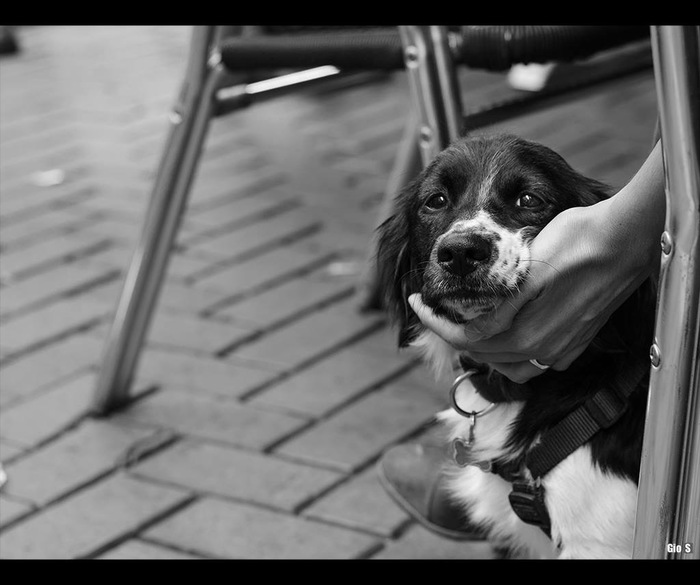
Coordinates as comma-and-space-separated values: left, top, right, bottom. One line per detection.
404, 45, 419, 66
650, 343, 662, 368
207, 49, 222, 69
419, 125, 433, 148
660, 231, 673, 255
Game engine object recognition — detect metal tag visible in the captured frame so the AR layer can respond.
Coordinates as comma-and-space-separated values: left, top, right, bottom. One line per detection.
452, 437, 473, 467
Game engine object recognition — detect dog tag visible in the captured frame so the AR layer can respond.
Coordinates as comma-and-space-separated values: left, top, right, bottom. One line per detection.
453, 414, 478, 467
472, 460, 492, 473
452, 438, 472, 467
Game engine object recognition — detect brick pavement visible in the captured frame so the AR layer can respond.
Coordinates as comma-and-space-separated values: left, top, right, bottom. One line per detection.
0, 26, 658, 559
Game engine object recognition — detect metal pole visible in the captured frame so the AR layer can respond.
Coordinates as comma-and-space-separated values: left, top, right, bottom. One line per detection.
399, 26, 462, 166
429, 26, 464, 142
633, 25, 700, 560
92, 26, 226, 414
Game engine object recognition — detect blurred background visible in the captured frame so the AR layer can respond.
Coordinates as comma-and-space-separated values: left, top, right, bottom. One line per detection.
0, 25, 657, 559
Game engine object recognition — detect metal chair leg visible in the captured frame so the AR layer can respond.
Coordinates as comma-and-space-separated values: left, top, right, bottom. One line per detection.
399, 26, 463, 164
633, 25, 700, 559
357, 26, 463, 311
92, 27, 227, 415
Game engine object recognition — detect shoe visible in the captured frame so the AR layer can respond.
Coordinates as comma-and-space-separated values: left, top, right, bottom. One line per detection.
377, 441, 486, 541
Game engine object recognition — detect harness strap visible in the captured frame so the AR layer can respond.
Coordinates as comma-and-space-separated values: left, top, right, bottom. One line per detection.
493, 358, 648, 537
525, 359, 648, 480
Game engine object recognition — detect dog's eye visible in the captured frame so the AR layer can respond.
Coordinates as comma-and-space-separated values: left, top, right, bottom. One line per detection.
515, 193, 543, 209
424, 194, 448, 210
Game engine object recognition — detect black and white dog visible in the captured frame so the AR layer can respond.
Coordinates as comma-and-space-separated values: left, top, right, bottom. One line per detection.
376, 133, 654, 559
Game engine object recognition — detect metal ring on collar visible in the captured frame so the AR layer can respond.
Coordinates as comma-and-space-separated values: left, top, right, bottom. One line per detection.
529, 358, 551, 371
449, 369, 497, 419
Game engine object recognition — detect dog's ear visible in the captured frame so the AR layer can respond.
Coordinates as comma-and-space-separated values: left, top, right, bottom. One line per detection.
519, 139, 613, 206
376, 181, 423, 348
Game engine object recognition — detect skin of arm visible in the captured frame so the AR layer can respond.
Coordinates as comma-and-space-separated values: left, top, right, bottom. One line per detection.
408, 141, 666, 383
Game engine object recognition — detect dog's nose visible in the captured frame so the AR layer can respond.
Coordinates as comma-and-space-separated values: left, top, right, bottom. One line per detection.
437, 234, 492, 277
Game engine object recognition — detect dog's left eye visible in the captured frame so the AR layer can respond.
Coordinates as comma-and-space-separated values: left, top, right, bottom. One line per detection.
424, 194, 448, 210
515, 193, 543, 209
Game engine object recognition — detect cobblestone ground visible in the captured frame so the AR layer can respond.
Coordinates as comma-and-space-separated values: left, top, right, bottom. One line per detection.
0, 26, 657, 559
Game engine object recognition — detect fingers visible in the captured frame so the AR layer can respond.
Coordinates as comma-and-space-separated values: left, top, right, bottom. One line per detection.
407, 292, 588, 384
462, 300, 520, 342
486, 344, 586, 383
407, 293, 524, 349
486, 360, 550, 384
407, 294, 473, 350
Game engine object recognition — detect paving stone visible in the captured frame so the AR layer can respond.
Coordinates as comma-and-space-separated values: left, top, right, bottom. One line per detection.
164, 253, 222, 282
229, 297, 385, 371
0, 262, 118, 317
274, 382, 439, 471
371, 524, 496, 559
0, 495, 33, 529
134, 348, 279, 398
81, 244, 218, 283
0, 186, 90, 223
214, 272, 354, 328
0, 473, 190, 559
89, 309, 256, 356
0, 440, 26, 463
0, 207, 98, 250
78, 216, 148, 245
250, 342, 414, 418
302, 466, 410, 537
0, 295, 112, 357
2, 419, 160, 506
182, 190, 298, 235
186, 207, 321, 258
187, 165, 285, 208
131, 440, 342, 512
98, 539, 202, 560
0, 334, 103, 408
145, 497, 379, 559
145, 311, 256, 354
149, 280, 229, 315
118, 388, 307, 450
0, 233, 109, 281
192, 243, 333, 297
0, 370, 95, 447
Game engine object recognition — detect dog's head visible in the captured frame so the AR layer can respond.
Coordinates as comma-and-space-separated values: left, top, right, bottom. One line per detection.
377, 133, 611, 348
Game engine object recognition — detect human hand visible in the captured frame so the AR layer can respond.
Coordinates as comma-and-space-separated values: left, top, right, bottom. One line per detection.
408, 196, 658, 383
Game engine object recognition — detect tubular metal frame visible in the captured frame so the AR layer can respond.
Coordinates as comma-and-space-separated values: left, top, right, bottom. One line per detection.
92, 26, 224, 413
633, 25, 700, 560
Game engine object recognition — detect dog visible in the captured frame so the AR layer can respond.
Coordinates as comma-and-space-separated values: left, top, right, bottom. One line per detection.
376, 133, 655, 559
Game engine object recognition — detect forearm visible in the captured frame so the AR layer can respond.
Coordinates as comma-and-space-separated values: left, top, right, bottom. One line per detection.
599, 140, 666, 278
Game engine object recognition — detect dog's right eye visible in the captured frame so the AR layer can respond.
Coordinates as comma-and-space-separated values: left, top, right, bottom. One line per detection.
424, 194, 448, 210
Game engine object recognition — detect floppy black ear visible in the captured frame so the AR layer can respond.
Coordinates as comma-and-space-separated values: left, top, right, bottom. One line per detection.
519, 138, 613, 206
375, 182, 423, 348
